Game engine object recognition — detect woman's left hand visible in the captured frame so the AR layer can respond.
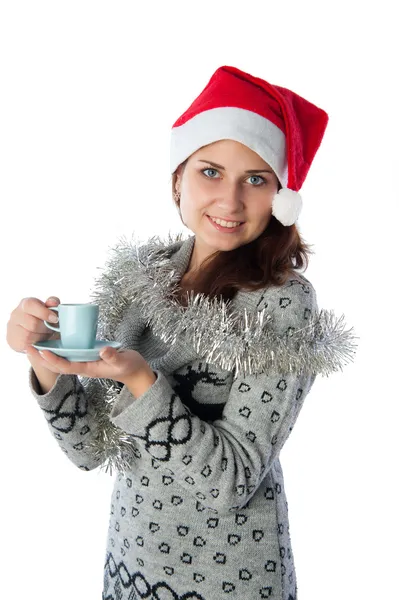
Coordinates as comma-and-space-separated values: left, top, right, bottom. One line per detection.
26, 345, 154, 386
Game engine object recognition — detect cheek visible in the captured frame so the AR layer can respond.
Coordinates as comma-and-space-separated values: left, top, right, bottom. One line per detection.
186, 174, 213, 196
181, 185, 210, 211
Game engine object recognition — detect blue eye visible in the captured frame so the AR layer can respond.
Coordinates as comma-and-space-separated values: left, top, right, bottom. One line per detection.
202, 168, 219, 178
247, 175, 266, 186
201, 168, 267, 186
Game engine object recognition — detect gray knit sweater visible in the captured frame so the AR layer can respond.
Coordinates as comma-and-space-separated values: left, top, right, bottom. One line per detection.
28, 233, 356, 600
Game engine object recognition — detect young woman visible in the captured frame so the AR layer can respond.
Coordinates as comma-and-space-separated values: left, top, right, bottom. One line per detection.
7, 65, 357, 600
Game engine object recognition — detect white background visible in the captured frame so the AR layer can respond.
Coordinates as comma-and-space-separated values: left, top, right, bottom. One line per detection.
1, 1, 398, 598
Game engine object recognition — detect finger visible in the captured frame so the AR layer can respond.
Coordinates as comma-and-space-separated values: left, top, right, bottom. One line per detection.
18, 313, 57, 335
38, 350, 86, 375
26, 346, 63, 374
70, 359, 104, 379
23, 326, 51, 343
12, 324, 51, 349
38, 349, 68, 367
26, 345, 42, 359
19, 298, 60, 331
38, 361, 65, 374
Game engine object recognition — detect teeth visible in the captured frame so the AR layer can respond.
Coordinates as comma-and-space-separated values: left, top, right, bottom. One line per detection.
210, 216, 242, 228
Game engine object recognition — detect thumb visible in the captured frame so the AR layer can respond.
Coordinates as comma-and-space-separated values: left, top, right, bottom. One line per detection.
99, 346, 117, 362
45, 296, 60, 306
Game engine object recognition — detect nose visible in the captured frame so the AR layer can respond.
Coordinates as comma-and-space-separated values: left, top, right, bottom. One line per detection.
215, 181, 245, 212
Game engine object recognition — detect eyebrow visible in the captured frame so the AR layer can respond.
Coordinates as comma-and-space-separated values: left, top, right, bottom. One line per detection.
198, 159, 274, 174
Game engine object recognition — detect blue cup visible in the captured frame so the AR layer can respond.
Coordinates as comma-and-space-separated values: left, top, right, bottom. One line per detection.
44, 303, 99, 349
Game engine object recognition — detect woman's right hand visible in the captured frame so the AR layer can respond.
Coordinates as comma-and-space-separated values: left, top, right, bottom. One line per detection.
6, 296, 61, 355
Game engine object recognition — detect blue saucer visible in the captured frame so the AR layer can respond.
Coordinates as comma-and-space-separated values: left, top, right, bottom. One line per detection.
32, 339, 122, 362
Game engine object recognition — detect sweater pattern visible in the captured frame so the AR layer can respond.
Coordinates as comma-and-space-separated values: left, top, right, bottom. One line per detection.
28, 232, 358, 600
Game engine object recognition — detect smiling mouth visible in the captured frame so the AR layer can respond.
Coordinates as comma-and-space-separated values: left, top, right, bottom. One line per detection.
207, 215, 245, 224
206, 215, 245, 232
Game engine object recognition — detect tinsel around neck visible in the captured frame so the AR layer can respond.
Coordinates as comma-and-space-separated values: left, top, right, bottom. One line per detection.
89, 230, 358, 379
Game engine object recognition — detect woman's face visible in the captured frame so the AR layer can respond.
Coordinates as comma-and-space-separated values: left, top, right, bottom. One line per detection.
175, 139, 280, 270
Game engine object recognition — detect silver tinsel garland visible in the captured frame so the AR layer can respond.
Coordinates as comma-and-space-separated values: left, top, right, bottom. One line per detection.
79, 231, 358, 475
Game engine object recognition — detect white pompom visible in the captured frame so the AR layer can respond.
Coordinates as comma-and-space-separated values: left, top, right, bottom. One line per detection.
271, 188, 303, 226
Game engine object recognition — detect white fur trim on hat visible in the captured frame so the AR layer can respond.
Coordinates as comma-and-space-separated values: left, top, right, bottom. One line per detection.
272, 188, 303, 226
170, 107, 288, 187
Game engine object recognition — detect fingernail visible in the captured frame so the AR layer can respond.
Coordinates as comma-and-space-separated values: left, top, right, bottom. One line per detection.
48, 314, 58, 323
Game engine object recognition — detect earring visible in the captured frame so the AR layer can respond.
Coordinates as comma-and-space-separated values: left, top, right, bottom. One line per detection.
174, 191, 181, 204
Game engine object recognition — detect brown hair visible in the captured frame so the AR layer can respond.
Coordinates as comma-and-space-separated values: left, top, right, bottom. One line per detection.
171, 159, 314, 306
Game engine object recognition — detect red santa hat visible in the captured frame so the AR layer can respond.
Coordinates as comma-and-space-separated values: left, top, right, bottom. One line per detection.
170, 65, 329, 226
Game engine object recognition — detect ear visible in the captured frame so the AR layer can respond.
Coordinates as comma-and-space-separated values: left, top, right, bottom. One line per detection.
175, 171, 182, 192
175, 161, 186, 186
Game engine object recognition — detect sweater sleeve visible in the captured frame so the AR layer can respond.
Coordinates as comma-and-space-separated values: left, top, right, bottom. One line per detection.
27, 284, 148, 473
109, 282, 320, 514
25, 238, 180, 473
28, 367, 123, 471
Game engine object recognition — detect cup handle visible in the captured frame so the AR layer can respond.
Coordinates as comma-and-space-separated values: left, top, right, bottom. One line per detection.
44, 306, 61, 332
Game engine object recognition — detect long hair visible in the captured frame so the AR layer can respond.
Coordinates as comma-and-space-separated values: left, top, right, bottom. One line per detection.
171, 159, 314, 306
